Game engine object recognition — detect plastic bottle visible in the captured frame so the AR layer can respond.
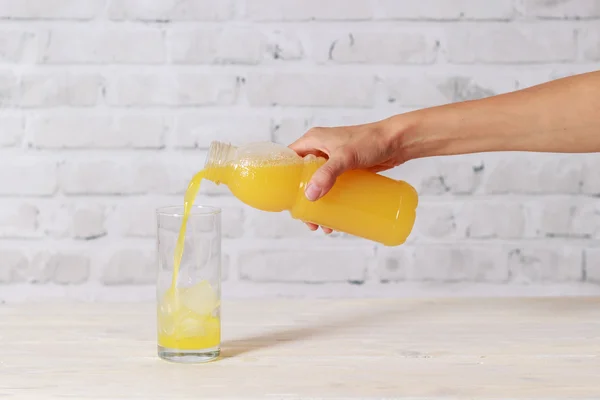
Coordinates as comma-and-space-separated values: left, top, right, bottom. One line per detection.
203, 141, 418, 246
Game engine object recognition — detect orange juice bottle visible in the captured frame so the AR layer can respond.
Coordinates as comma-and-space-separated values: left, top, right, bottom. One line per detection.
204, 141, 418, 246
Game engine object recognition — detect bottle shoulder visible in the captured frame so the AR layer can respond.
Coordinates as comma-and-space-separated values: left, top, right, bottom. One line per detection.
234, 142, 301, 166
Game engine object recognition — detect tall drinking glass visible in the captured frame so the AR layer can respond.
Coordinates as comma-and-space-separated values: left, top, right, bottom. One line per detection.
156, 205, 221, 363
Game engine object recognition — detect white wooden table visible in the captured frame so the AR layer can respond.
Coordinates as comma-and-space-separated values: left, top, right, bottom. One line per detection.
1, 298, 599, 399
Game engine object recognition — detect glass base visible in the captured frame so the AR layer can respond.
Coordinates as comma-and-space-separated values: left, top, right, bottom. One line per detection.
158, 345, 220, 363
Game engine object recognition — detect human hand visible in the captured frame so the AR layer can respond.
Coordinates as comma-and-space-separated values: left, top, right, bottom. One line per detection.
289, 117, 412, 233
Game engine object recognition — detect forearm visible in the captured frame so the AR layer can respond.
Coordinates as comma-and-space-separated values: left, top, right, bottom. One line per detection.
394, 71, 600, 161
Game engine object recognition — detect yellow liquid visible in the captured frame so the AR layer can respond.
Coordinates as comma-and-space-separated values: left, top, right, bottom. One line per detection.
217, 157, 418, 246
157, 171, 220, 351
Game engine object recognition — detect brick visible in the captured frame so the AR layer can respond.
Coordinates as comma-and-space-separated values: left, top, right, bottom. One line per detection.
0, 250, 28, 283
486, 156, 582, 194
315, 31, 437, 64
265, 30, 304, 61
43, 28, 164, 64
408, 173, 447, 194
246, 73, 375, 107
134, 159, 189, 196
540, 198, 599, 238
0, 30, 37, 62
397, 156, 482, 195
34, 252, 90, 284
119, 201, 161, 238
0, 203, 38, 238
175, 115, 270, 149
240, 249, 369, 282
108, 0, 234, 21
0, 71, 18, 106
103, 249, 155, 285
411, 245, 508, 282
539, 199, 573, 237
414, 204, 457, 239
106, 73, 237, 106
20, 73, 101, 107
384, 76, 452, 107
0, 159, 57, 196
116, 115, 166, 148
377, 247, 413, 282
376, 0, 515, 20
487, 157, 536, 194
586, 248, 600, 283
536, 157, 583, 194
38, 204, 70, 238
250, 210, 316, 239
439, 158, 484, 195
572, 206, 600, 239
124, 157, 200, 195
0, 0, 104, 20
464, 202, 525, 239
384, 75, 517, 107
508, 246, 583, 283
29, 115, 110, 148
0, 116, 22, 146
582, 157, 600, 195
580, 27, 600, 61
169, 27, 263, 65
72, 205, 106, 240
272, 118, 311, 145
29, 115, 165, 149
52, 254, 89, 284
60, 160, 140, 195
113, 155, 215, 197
446, 25, 576, 63
245, 0, 373, 21
520, 0, 600, 18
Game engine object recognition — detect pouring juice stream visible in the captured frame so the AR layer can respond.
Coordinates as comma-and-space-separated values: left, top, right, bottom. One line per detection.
170, 170, 204, 288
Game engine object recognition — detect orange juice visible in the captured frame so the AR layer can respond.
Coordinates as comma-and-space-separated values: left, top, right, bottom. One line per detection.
203, 142, 418, 247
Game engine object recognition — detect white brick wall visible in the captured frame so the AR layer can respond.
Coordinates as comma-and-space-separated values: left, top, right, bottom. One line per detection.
0, 0, 599, 302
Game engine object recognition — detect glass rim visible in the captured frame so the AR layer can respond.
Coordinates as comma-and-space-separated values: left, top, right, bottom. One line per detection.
156, 205, 221, 217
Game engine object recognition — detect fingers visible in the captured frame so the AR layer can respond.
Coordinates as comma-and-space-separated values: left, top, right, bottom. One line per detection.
289, 132, 320, 157
290, 127, 355, 201
305, 155, 349, 201
304, 222, 333, 234
305, 222, 318, 231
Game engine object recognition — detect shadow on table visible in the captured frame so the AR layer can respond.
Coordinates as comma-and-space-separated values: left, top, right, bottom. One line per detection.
220, 300, 426, 358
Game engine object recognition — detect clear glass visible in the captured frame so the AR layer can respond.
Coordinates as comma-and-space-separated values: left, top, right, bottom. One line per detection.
156, 205, 221, 363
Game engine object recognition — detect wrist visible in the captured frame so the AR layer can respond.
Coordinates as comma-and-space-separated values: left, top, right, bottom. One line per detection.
387, 100, 507, 162
384, 107, 459, 163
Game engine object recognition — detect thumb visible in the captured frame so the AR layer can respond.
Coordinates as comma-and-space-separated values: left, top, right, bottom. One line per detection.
305, 155, 349, 201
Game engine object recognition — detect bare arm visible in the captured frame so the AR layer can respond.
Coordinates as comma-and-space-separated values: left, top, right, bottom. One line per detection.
398, 70, 600, 162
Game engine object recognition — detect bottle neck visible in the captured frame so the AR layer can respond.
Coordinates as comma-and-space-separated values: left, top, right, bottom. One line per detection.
204, 141, 237, 184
